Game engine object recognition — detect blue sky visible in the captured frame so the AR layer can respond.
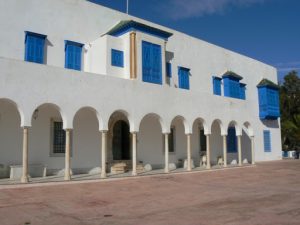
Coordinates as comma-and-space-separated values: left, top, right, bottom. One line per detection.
89, 0, 300, 81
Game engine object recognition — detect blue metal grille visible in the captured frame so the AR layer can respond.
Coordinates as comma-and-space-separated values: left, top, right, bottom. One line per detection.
227, 127, 237, 153
53, 121, 66, 154
263, 130, 271, 152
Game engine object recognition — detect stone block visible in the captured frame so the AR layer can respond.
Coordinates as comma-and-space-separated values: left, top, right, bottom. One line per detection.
88, 167, 101, 175
144, 164, 152, 172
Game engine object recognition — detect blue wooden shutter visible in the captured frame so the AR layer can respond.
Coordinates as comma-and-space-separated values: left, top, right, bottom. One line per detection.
65, 41, 83, 71
166, 62, 172, 78
227, 127, 237, 153
142, 41, 162, 84
111, 49, 124, 67
213, 77, 221, 95
263, 130, 271, 152
178, 67, 190, 90
25, 32, 46, 64
240, 83, 246, 100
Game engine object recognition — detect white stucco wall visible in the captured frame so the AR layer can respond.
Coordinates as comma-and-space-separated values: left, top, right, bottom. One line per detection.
0, 0, 282, 172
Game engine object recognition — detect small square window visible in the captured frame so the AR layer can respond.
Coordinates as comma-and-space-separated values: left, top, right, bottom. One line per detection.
111, 49, 124, 67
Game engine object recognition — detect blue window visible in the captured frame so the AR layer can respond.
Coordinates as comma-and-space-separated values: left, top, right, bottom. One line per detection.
166, 62, 172, 78
240, 83, 246, 100
111, 49, 124, 67
178, 67, 190, 90
142, 41, 162, 84
65, 40, 83, 71
213, 76, 222, 95
24, 31, 46, 64
258, 85, 280, 120
263, 130, 271, 152
227, 127, 237, 153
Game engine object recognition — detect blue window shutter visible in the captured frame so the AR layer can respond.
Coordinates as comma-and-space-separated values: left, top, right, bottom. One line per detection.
258, 87, 280, 120
25, 32, 46, 64
240, 83, 246, 100
263, 130, 271, 152
213, 76, 221, 95
111, 49, 124, 67
223, 78, 230, 97
142, 41, 162, 85
166, 62, 172, 78
227, 127, 237, 153
65, 41, 83, 71
178, 67, 190, 90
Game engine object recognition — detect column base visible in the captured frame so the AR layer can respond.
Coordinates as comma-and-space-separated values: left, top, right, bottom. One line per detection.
164, 168, 169, 173
64, 174, 71, 181
100, 172, 106, 178
21, 176, 29, 183
187, 167, 192, 172
206, 165, 211, 169
224, 164, 228, 168
132, 171, 137, 176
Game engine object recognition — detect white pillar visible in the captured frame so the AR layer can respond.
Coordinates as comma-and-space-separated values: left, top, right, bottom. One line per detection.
223, 135, 227, 167
237, 135, 242, 166
64, 129, 71, 181
187, 134, 192, 171
132, 132, 137, 176
164, 133, 169, 173
101, 131, 107, 178
251, 136, 255, 165
206, 134, 211, 169
21, 127, 29, 183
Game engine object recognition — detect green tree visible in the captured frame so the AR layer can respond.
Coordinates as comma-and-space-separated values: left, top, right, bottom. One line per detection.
280, 71, 300, 151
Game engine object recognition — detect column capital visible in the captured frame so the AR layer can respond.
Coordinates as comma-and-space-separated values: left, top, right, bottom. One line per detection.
100, 130, 108, 133
64, 128, 73, 131
131, 131, 138, 134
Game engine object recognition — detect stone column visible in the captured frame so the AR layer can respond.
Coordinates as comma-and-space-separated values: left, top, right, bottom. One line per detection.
21, 127, 29, 183
187, 134, 192, 171
237, 135, 242, 166
251, 136, 255, 165
130, 32, 137, 79
64, 129, 71, 181
132, 132, 137, 176
223, 135, 228, 167
101, 131, 107, 178
206, 134, 211, 169
164, 133, 169, 173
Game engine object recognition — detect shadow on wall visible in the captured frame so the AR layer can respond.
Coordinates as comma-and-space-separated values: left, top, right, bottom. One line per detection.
261, 120, 279, 128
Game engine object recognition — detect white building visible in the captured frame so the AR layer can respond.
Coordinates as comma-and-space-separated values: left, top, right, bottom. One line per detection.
0, 0, 282, 183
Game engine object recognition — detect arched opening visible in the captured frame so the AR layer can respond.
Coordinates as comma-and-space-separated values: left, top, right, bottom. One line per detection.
112, 120, 130, 160
210, 119, 223, 167
72, 107, 101, 174
138, 113, 163, 170
29, 103, 65, 176
241, 122, 253, 164
192, 118, 207, 168
227, 121, 239, 165
0, 99, 22, 179
170, 116, 187, 169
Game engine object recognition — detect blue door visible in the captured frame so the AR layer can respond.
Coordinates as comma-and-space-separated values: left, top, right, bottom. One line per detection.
142, 41, 162, 84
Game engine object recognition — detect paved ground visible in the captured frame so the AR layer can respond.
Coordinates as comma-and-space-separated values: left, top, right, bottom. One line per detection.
0, 160, 299, 225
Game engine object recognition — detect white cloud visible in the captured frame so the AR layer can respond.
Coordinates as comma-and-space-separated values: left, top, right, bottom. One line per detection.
159, 0, 267, 20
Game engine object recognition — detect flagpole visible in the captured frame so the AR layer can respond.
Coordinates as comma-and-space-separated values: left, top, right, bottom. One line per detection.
126, 0, 129, 14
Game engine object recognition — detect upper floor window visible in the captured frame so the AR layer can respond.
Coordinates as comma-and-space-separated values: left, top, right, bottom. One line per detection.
263, 130, 271, 152
257, 79, 280, 120
142, 41, 162, 85
222, 71, 246, 100
178, 67, 190, 90
212, 76, 222, 95
24, 31, 46, 64
111, 49, 124, 67
65, 40, 83, 71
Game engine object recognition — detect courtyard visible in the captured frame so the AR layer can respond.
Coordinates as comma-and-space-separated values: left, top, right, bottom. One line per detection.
0, 160, 299, 225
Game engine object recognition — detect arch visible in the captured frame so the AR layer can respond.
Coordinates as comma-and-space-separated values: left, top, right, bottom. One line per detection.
227, 120, 241, 136
243, 121, 254, 137
72, 106, 103, 131
0, 98, 24, 127
211, 119, 225, 135
108, 110, 134, 132
138, 113, 166, 133
192, 117, 209, 135
170, 115, 190, 134
30, 103, 67, 128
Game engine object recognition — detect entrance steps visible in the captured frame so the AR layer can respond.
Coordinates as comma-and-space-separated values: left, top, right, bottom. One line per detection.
110, 161, 145, 174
